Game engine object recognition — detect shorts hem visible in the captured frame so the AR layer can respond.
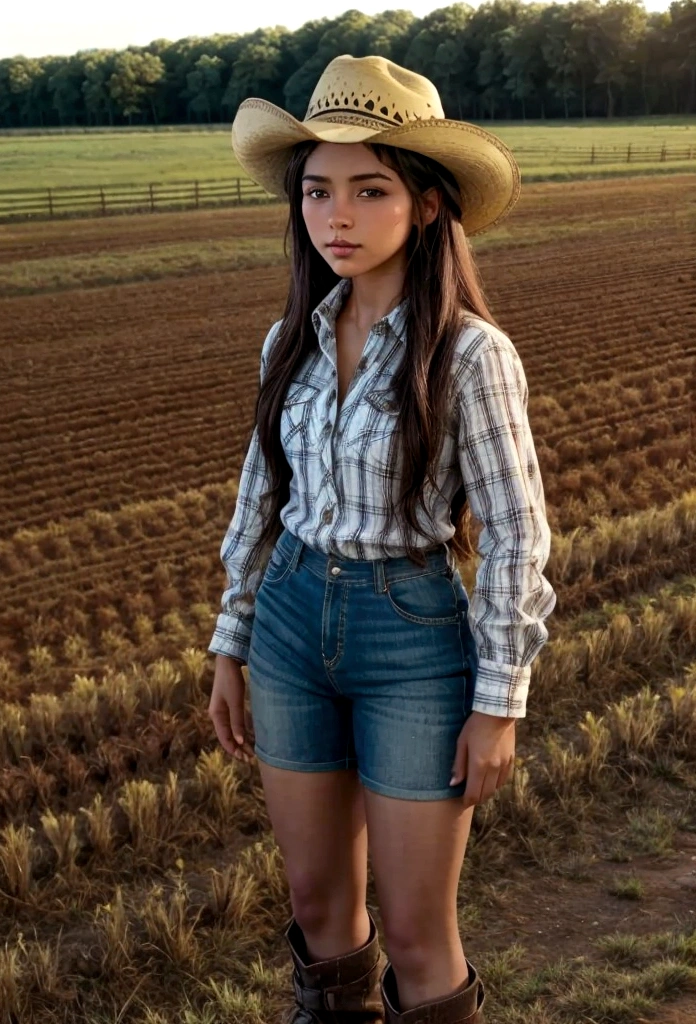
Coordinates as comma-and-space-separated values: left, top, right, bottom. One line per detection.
254, 744, 358, 773
357, 770, 467, 801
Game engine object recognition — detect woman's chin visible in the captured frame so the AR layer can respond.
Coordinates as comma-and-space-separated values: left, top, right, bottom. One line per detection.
323, 254, 386, 277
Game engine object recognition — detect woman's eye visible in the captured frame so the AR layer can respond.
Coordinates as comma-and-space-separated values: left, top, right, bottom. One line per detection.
360, 188, 384, 198
305, 188, 327, 199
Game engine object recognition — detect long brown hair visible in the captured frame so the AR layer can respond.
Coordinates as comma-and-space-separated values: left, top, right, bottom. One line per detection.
246, 140, 504, 577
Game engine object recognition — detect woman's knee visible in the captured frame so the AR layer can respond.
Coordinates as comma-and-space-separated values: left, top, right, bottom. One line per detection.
289, 865, 365, 926
382, 911, 454, 977
288, 870, 335, 933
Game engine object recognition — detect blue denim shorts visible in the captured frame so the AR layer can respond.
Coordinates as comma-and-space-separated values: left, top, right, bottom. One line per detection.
246, 525, 478, 801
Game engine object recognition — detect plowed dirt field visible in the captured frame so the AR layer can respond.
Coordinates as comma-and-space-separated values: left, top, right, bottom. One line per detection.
1, 174, 696, 1024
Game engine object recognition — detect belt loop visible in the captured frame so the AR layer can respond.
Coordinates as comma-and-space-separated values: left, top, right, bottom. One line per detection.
288, 532, 303, 573
373, 558, 387, 594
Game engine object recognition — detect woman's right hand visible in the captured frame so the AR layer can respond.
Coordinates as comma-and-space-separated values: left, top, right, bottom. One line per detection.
208, 654, 256, 764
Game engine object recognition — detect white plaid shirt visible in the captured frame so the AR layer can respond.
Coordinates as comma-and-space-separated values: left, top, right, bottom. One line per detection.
209, 278, 556, 717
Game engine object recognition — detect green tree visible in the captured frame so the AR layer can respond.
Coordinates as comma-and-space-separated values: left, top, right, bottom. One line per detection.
7, 56, 46, 126
108, 51, 166, 124
670, 0, 696, 112
541, 4, 579, 119
222, 29, 287, 116
48, 56, 84, 125
363, 9, 417, 63
471, 1, 525, 119
589, 0, 648, 117
500, 6, 550, 119
185, 54, 225, 122
82, 51, 117, 126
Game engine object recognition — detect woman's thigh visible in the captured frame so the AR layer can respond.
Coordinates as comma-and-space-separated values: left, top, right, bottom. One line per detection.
258, 762, 368, 902
364, 788, 474, 943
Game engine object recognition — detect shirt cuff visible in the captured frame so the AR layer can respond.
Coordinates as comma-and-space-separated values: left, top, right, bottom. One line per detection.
208, 613, 252, 664
471, 657, 531, 718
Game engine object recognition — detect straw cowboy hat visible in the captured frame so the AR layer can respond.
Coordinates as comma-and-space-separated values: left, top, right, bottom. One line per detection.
231, 54, 521, 236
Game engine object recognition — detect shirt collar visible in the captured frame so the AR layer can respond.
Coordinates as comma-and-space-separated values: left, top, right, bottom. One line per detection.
311, 277, 409, 344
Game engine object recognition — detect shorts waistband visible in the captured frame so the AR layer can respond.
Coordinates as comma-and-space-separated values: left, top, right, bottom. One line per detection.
274, 525, 454, 592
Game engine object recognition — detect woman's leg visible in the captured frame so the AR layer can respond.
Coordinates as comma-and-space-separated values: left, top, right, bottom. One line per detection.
363, 790, 475, 1011
258, 761, 371, 961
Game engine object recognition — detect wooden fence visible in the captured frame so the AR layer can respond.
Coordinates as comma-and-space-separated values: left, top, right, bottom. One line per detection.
0, 177, 272, 222
0, 144, 694, 223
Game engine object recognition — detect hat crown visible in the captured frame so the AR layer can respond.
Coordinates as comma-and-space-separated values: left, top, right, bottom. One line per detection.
305, 54, 445, 131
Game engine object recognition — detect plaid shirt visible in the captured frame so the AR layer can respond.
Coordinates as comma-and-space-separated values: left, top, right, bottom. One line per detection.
209, 278, 556, 717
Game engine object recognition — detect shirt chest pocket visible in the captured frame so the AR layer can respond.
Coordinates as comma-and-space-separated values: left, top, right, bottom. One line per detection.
344, 388, 400, 469
281, 381, 321, 457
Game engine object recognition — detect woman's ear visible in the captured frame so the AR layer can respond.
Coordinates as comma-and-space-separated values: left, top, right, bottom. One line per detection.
421, 187, 441, 226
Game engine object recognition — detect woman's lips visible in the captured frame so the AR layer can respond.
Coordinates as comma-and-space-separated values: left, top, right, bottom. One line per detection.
328, 242, 360, 257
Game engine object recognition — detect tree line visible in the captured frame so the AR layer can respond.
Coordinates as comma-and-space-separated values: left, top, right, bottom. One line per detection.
1, 0, 695, 129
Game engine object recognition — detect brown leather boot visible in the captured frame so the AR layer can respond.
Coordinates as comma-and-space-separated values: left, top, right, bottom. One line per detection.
283, 913, 386, 1023
380, 960, 485, 1023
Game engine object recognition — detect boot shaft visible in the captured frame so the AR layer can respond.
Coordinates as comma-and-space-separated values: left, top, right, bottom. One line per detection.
380, 961, 485, 1024
285, 915, 386, 1024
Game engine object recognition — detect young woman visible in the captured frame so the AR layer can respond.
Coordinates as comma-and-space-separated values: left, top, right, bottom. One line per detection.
208, 55, 556, 1024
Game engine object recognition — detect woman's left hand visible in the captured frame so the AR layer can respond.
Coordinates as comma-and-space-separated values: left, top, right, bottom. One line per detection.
450, 710, 516, 808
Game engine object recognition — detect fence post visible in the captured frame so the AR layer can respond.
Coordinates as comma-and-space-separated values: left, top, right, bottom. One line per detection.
236, 178, 241, 204
47, 188, 53, 217
194, 180, 199, 208
660, 144, 667, 162
626, 143, 631, 163
100, 187, 106, 215
149, 183, 155, 213
590, 144, 595, 165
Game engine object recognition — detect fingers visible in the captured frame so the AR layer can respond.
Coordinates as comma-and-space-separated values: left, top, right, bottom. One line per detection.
208, 669, 256, 765
210, 702, 255, 764
462, 759, 514, 809
449, 732, 468, 788
208, 704, 238, 758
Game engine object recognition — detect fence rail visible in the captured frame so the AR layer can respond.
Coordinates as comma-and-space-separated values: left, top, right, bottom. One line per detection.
0, 144, 694, 223
0, 177, 273, 221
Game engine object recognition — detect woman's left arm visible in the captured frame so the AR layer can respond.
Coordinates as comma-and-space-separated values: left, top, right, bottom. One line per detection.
450, 332, 557, 804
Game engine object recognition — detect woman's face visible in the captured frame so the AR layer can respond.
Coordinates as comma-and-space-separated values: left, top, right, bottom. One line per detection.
301, 142, 414, 278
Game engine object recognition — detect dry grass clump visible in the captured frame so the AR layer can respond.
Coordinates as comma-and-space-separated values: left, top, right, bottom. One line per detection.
549, 488, 696, 585
469, 654, 696, 876
474, 926, 696, 1024
527, 585, 696, 727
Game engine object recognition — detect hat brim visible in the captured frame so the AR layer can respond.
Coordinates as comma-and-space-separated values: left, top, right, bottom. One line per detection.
231, 97, 521, 237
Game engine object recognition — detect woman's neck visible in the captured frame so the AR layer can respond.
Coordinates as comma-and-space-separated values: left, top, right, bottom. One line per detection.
341, 263, 406, 333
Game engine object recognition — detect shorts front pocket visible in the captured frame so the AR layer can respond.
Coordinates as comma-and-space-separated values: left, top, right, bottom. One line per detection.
262, 542, 294, 586
386, 568, 460, 626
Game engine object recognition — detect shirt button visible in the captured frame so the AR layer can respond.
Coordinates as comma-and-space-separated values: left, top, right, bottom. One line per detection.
330, 388, 336, 401
322, 506, 334, 523
358, 357, 367, 370
330, 565, 341, 576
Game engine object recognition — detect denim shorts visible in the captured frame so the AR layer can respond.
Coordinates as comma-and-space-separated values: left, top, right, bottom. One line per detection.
246, 525, 478, 801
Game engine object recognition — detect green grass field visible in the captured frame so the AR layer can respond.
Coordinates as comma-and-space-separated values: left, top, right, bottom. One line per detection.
1, 117, 695, 190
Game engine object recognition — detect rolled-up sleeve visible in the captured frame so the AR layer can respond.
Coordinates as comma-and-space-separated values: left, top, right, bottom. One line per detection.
456, 334, 556, 717
208, 320, 282, 663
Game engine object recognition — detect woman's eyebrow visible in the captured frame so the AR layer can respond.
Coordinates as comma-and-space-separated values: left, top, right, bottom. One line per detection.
302, 172, 393, 183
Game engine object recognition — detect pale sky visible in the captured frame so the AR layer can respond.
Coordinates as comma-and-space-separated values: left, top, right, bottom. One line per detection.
3, 0, 671, 60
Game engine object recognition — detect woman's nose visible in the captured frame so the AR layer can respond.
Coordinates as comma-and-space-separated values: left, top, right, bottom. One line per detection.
328, 204, 352, 229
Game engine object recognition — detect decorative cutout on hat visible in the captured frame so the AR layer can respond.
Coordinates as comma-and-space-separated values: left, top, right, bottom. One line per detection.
305, 80, 439, 130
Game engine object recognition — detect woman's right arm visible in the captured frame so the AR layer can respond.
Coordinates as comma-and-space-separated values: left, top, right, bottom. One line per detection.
208, 319, 282, 665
